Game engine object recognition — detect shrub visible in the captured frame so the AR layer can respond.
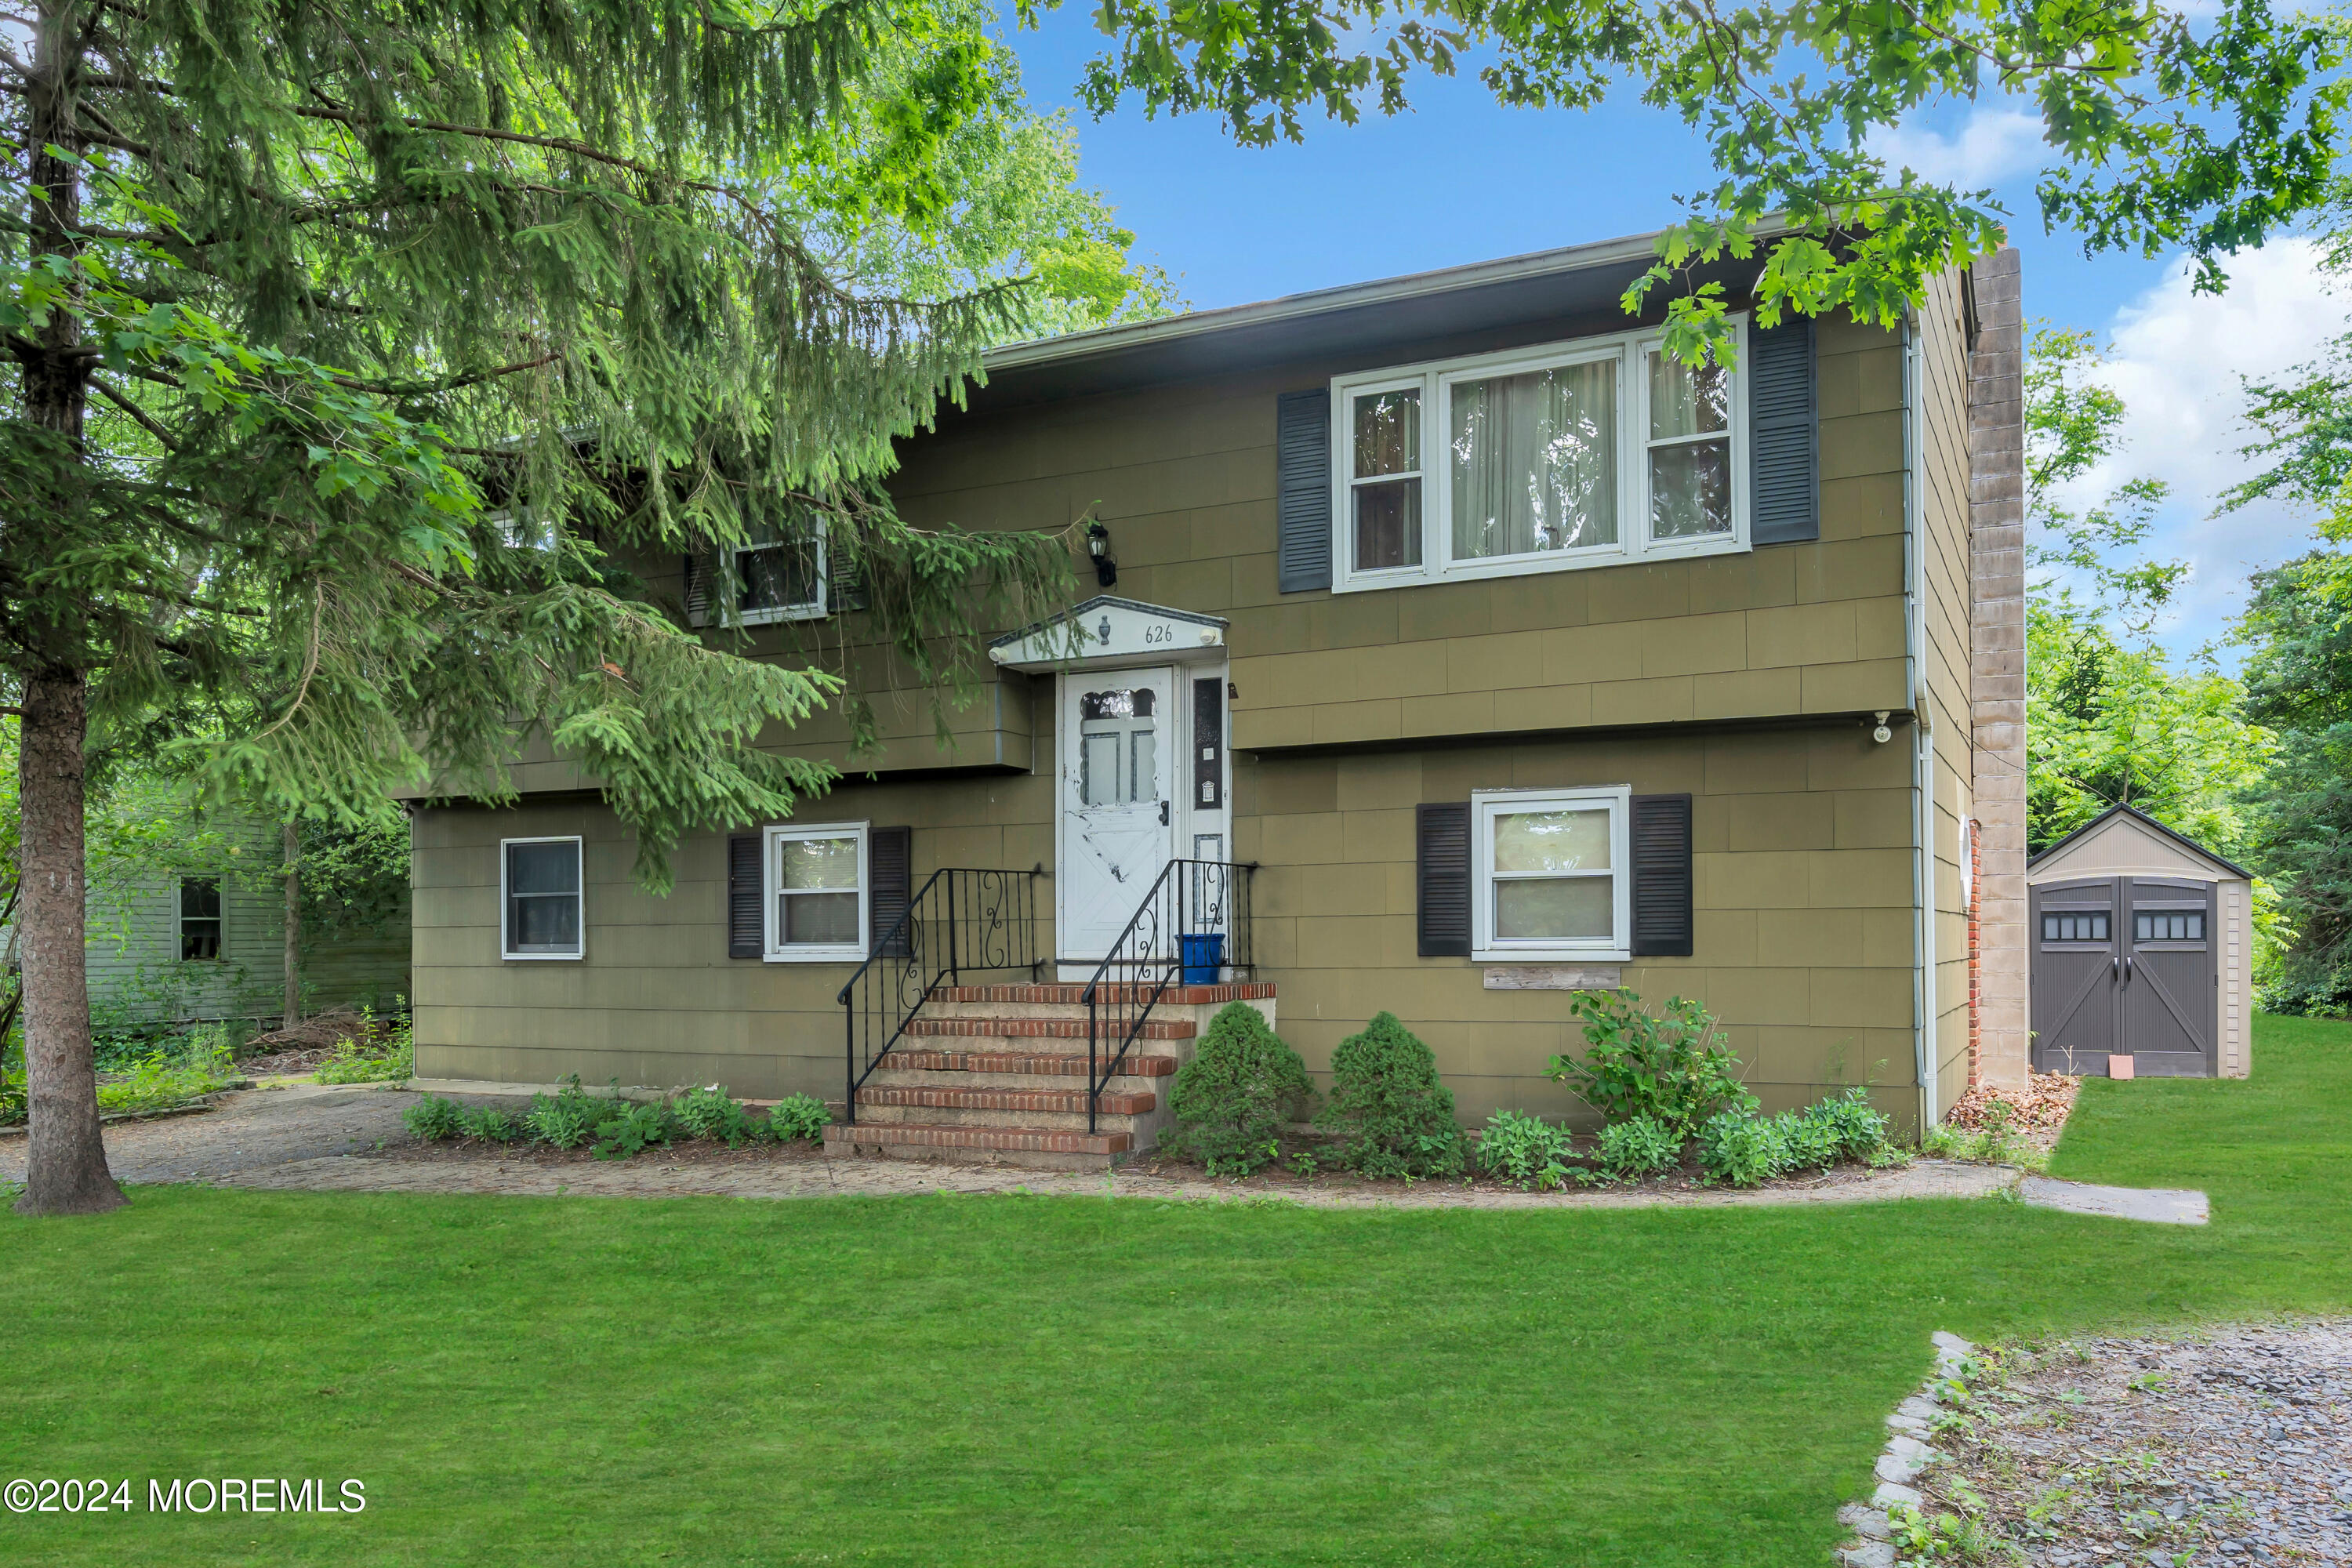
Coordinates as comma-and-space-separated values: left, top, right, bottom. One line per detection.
314, 1001, 416, 1085
459, 1105, 519, 1143
763, 1094, 830, 1143
1475, 1109, 1575, 1190
1697, 1109, 1789, 1189
1316, 1012, 1464, 1179
95, 1033, 242, 1116
1776, 1107, 1842, 1174
593, 1101, 675, 1161
672, 1085, 754, 1145
1809, 1087, 1893, 1163
1595, 1113, 1683, 1180
1548, 989, 1749, 1135
1163, 1004, 1315, 1176
404, 1094, 466, 1142
524, 1082, 600, 1149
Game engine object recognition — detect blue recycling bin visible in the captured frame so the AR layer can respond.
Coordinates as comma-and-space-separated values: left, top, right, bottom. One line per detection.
1179, 933, 1225, 985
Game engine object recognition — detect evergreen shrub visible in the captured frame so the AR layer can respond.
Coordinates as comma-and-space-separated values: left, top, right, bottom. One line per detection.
1163, 1003, 1313, 1176
1317, 1012, 1464, 1178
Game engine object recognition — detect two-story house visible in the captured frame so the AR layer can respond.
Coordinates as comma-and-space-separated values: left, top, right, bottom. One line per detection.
405, 227, 2031, 1169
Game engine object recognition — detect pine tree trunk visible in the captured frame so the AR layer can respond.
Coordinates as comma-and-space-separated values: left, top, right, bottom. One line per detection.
14, 673, 123, 1214
13, 1, 122, 1215
282, 822, 301, 1026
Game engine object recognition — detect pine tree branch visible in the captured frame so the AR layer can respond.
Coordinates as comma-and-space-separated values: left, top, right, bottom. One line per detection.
88, 372, 178, 450
328, 351, 561, 397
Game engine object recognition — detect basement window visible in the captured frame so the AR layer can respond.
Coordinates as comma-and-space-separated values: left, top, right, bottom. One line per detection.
502, 837, 584, 960
765, 822, 868, 962
1470, 786, 1632, 963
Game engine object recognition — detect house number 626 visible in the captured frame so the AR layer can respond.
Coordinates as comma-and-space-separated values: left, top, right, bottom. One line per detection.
1142, 624, 1174, 644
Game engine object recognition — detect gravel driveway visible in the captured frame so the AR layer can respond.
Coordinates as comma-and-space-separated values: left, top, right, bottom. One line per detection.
1899, 1324, 2352, 1565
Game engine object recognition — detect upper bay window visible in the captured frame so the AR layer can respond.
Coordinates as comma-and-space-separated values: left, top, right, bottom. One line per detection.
1332, 321, 1748, 593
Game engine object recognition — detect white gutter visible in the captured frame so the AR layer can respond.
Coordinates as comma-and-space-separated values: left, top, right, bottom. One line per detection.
1902, 317, 1940, 1129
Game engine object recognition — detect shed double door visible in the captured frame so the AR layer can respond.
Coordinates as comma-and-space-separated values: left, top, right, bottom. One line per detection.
2030, 877, 2216, 1076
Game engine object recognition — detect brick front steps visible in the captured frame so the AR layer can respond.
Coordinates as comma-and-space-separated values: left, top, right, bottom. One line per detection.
821, 981, 1277, 1172
823, 1121, 1133, 1168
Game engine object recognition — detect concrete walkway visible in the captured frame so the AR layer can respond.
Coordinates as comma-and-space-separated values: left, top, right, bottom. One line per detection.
4, 1083, 2209, 1219
2017, 1174, 2211, 1225
223, 1148, 2021, 1208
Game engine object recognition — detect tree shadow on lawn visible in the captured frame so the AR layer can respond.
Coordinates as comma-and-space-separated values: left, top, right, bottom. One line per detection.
1, 1017, 2344, 1568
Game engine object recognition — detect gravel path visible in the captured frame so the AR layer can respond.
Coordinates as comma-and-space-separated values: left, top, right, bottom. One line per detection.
1904, 1323, 2352, 1566
0, 1082, 418, 1184
2, 1083, 2020, 1209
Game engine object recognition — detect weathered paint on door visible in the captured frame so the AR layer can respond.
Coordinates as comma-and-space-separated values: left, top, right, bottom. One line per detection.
2031, 877, 2120, 1075
2122, 877, 2216, 1077
2030, 876, 2217, 1077
1058, 667, 1175, 960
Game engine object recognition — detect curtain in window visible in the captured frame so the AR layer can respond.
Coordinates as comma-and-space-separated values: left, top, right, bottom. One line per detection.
1450, 361, 1617, 561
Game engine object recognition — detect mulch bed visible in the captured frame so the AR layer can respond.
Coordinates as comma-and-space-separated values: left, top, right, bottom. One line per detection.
382, 1135, 832, 1168
1946, 1071, 2084, 1160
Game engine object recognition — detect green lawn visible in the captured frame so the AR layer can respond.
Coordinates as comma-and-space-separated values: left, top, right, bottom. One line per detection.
5, 1016, 2348, 1568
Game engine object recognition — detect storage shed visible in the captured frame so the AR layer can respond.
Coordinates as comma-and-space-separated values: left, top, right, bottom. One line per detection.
2027, 804, 2252, 1079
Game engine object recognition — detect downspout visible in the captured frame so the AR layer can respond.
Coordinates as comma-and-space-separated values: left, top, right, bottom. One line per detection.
1902, 315, 1940, 1130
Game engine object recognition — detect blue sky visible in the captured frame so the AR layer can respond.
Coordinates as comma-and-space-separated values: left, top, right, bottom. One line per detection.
1003, 12, 2349, 660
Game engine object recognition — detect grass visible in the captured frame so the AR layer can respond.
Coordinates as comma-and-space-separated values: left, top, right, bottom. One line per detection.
2, 1014, 2346, 1567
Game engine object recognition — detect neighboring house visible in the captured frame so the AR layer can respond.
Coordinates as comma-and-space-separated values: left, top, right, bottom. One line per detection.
406, 227, 2032, 1167
5, 808, 412, 1032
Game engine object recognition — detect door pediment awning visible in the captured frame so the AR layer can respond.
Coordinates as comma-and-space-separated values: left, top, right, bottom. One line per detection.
987, 595, 1228, 672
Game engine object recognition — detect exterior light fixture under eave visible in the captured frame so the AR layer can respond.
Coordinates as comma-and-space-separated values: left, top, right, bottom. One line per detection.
1085, 521, 1117, 588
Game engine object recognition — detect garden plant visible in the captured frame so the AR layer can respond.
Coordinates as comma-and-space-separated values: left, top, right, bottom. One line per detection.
404, 1080, 829, 1161
1163, 1004, 1315, 1176
1317, 1012, 1465, 1178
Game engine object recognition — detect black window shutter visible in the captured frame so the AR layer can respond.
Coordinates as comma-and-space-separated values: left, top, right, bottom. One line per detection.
1748, 318, 1818, 545
828, 527, 869, 613
1276, 389, 1332, 593
1630, 793, 1694, 957
726, 833, 763, 958
869, 826, 913, 956
1417, 803, 1472, 958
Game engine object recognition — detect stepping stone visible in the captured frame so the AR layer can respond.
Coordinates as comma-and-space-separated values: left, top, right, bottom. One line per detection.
2019, 1176, 2209, 1225
1838, 1544, 1895, 1568
1873, 1482, 1923, 1510
1837, 1504, 1893, 1541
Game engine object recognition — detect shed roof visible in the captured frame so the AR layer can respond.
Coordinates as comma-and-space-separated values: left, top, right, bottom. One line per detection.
2027, 803, 2255, 882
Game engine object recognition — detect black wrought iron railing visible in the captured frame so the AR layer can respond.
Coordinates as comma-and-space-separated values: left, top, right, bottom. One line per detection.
837, 868, 1041, 1124
1081, 858, 1258, 1132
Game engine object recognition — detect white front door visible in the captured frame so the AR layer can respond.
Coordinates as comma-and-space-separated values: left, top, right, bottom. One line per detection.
1058, 666, 1176, 960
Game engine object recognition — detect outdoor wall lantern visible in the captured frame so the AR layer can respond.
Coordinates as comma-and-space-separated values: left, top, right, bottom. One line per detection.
1086, 521, 1118, 588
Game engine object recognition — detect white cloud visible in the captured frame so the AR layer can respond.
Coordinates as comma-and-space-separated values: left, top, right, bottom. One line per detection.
1872, 106, 2045, 189
2052, 240, 2352, 657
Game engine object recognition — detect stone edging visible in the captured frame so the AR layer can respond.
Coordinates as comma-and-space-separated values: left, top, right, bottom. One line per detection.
1835, 1330, 1977, 1567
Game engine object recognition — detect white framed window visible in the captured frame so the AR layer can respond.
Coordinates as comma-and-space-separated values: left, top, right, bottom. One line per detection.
1331, 319, 1748, 592
177, 874, 224, 962
501, 837, 584, 960
733, 520, 826, 626
764, 821, 868, 962
1471, 786, 1632, 962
